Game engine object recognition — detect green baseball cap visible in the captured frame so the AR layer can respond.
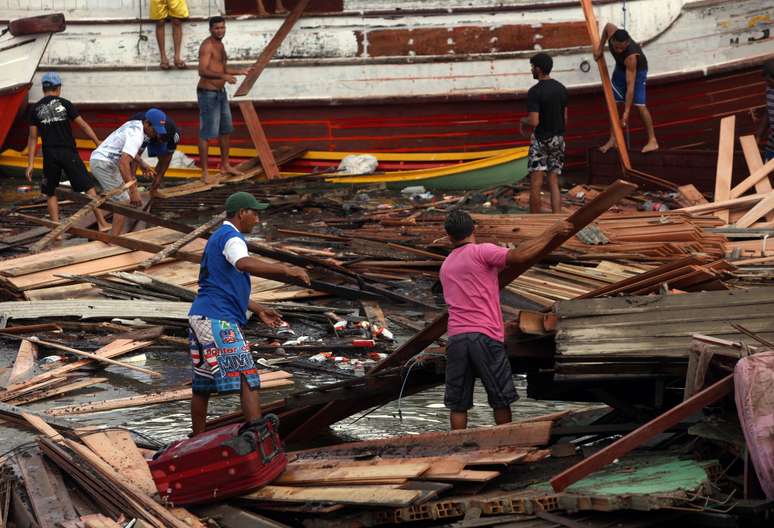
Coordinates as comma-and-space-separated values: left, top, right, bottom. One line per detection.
225, 192, 269, 214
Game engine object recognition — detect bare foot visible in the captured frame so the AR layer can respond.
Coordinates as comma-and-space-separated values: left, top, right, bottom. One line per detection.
642, 141, 660, 153
98, 224, 112, 233
160, 59, 171, 70
599, 138, 616, 154
174, 59, 187, 69
220, 164, 242, 176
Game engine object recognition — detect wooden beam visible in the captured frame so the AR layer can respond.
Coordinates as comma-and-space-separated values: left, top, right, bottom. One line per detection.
234, 0, 312, 97
30, 183, 133, 253
740, 135, 774, 221
730, 157, 774, 199
713, 116, 736, 223
579, 0, 630, 170
6, 339, 38, 386
549, 374, 733, 492
140, 212, 225, 269
238, 102, 280, 179
678, 192, 766, 215
735, 191, 774, 228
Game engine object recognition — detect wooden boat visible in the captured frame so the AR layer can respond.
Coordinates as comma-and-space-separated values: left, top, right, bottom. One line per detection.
1, 1, 773, 179
0, 141, 528, 190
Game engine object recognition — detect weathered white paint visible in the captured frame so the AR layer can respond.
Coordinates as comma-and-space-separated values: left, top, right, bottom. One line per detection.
0, 32, 50, 91
14, 0, 774, 106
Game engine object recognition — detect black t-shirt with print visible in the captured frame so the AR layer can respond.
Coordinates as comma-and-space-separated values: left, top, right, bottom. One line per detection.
29, 95, 79, 149
526, 79, 568, 140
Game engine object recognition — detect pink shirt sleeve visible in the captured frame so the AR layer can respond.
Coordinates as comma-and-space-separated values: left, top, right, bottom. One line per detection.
477, 243, 509, 270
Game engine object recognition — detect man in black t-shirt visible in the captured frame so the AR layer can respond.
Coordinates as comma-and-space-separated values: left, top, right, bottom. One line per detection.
25, 72, 110, 231
521, 53, 568, 213
129, 110, 181, 192
595, 24, 659, 153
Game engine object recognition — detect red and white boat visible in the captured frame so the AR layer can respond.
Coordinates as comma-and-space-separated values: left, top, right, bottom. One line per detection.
1, 0, 773, 179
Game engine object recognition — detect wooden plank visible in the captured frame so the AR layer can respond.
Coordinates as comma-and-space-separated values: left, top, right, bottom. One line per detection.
17, 451, 78, 528
80, 430, 157, 496
579, 0, 630, 170
242, 485, 421, 508
13, 336, 160, 378
677, 184, 708, 207
549, 374, 733, 492
48, 375, 293, 415
740, 135, 774, 222
9, 377, 107, 406
194, 504, 292, 528
234, 0, 312, 97
730, 157, 774, 199
275, 463, 430, 485
360, 300, 387, 328
30, 183, 133, 253
6, 340, 37, 386
139, 212, 225, 269
4, 339, 153, 394
419, 469, 500, 482
713, 116, 735, 223
0, 300, 192, 321
735, 191, 774, 228
238, 102, 280, 180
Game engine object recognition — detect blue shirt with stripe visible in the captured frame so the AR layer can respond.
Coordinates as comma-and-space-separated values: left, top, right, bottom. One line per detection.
189, 224, 251, 325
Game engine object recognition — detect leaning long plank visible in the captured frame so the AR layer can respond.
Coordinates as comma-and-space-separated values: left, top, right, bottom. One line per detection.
740, 135, 774, 222
730, 157, 774, 199
713, 116, 735, 223
275, 463, 430, 485
242, 486, 421, 508
80, 430, 157, 496
550, 374, 733, 492
735, 191, 774, 228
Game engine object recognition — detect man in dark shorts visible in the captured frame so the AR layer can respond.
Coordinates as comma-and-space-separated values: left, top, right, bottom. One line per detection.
521, 53, 567, 214
188, 192, 311, 435
129, 110, 181, 192
595, 24, 659, 153
439, 210, 572, 430
197, 16, 251, 184
25, 72, 110, 231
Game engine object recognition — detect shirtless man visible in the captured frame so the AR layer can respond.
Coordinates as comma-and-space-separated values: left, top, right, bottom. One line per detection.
197, 16, 250, 183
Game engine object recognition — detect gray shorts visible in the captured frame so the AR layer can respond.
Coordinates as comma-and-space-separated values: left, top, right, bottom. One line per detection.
197, 88, 233, 140
89, 157, 130, 202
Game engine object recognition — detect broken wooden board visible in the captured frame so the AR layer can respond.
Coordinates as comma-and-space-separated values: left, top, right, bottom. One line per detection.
9, 377, 107, 406
79, 430, 157, 496
0, 300, 192, 320
242, 485, 422, 508
740, 135, 774, 222
6, 339, 38, 386
17, 450, 79, 528
550, 374, 733, 492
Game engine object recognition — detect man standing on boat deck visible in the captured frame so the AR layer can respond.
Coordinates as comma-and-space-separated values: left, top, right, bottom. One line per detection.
188, 192, 311, 435
89, 109, 167, 235
25, 72, 110, 232
595, 24, 659, 154
129, 110, 181, 193
754, 60, 774, 163
520, 53, 567, 214
150, 0, 189, 70
197, 16, 251, 184
439, 210, 572, 430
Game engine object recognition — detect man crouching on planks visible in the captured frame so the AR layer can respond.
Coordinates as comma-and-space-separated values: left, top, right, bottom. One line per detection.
188, 192, 310, 435
439, 210, 572, 430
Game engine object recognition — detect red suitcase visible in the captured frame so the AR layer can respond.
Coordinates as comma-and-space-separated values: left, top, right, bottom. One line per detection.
149, 415, 287, 505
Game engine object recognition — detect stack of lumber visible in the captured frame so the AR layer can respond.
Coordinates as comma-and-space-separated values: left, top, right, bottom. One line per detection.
551, 288, 768, 379
0, 226, 319, 304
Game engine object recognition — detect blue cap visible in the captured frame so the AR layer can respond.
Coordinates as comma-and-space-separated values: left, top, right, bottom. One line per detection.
144, 108, 167, 136
41, 72, 62, 87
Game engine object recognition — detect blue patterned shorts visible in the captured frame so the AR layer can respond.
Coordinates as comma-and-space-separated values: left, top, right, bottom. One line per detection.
188, 315, 260, 395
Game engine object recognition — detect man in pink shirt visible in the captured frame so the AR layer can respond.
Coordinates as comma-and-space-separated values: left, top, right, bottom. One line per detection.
439, 210, 571, 430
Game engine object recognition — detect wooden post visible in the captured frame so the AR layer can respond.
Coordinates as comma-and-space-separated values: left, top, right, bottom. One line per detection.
30, 182, 133, 253
140, 212, 225, 269
235, 0, 312, 97
740, 135, 774, 221
714, 115, 736, 223
550, 374, 733, 492
579, 0, 631, 171
238, 101, 280, 180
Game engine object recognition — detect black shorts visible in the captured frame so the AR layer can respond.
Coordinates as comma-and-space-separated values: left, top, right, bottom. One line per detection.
41, 147, 95, 196
444, 332, 518, 412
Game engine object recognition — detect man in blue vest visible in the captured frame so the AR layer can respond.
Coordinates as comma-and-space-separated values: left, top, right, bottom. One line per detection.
188, 192, 310, 435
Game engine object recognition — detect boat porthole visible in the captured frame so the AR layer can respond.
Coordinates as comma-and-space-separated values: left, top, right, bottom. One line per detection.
580, 60, 591, 73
